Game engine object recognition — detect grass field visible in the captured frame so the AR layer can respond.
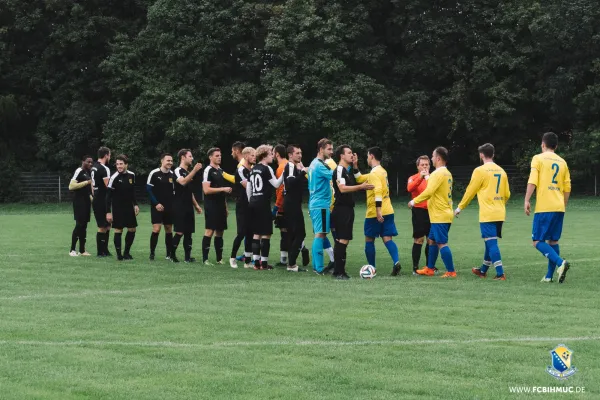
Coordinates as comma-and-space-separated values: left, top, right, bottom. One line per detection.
1, 199, 599, 399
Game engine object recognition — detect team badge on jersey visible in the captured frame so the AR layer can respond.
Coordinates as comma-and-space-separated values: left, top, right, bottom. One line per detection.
169, 178, 173, 183
129, 179, 133, 184
547, 344, 577, 380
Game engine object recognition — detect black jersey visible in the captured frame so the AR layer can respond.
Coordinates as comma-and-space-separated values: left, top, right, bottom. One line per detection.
333, 165, 357, 207
202, 165, 229, 205
174, 167, 194, 207
91, 161, 110, 200
71, 167, 92, 204
147, 168, 175, 206
106, 170, 137, 212
235, 163, 251, 207
248, 164, 280, 207
283, 162, 307, 210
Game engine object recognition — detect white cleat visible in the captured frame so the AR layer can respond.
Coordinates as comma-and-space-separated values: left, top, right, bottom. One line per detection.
69, 251, 79, 257
557, 260, 570, 284
244, 263, 252, 269
540, 276, 553, 283
80, 252, 91, 256
287, 266, 298, 272
216, 260, 225, 265
229, 258, 238, 269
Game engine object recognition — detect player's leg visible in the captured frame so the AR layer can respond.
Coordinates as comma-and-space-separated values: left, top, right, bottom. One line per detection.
363, 217, 378, 268
214, 231, 224, 264
113, 228, 124, 260
310, 209, 329, 273
70, 219, 79, 256
436, 224, 455, 277
123, 226, 136, 259
473, 223, 492, 277
533, 212, 568, 282
230, 209, 245, 267
333, 238, 349, 278
183, 232, 194, 262
202, 228, 214, 265
164, 224, 173, 260
412, 237, 424, 273
416, 226, 440, 276
150, 224, 161, 260
260, 234, 272, 270
78, 219, 90, 255
322, 235, 335, 271
380, 214, 400, 276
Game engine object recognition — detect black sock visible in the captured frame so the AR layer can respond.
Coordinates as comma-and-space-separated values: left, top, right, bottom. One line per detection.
114, 232, 122, 257
71, 227, 78, 252
202, 236, 212, 262
184, 234, 192, 260
104, 231, 111, 255
334, 241, 348, 275
124, 231, 135, 255
424, 243, 430, 266
214, 236, 224, 262
165, 232, 173, 257
96, 232, 103, 255
244, 234, 253, 264
150, 232, 159, 255
231, 235, 244, 259
252, 238, 261, 266
412, 243, 423, 270
172, 234, 183, 258
280, 231, 289, 252
260, 238, 270, 267
78, 224, 87, 253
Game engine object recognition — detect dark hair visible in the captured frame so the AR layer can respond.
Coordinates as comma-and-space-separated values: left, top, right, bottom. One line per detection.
416, 155, 429, 166
317, 138, 332, 150
82, 154, 93, 162
177, 149, 191, 161
477, 143, 495, 159
116, 154, 128, 164
160, 153, 172, 160
367, 146, 382, 161
274, 144, 286, 159
542, 132, 558, 150
434, 146, 449, 162
231, 141, 245, 152
97, 146, 110, 159
207, 147, 221, 157
335, 145, 351, 161
287, 144, 300, 157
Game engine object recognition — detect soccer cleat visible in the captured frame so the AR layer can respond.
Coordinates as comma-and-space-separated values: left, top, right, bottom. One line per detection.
493, 274, 506, 281
170, 255, 180, 263
557, 261, 570, 283
301, 247, 310, 266
149, 253, 155, 261
287, 266, 308, 272
123, 254, 133, 260
244, 263, 253, 269
165, 255, 171, 261
261, 264, 274, 270
203, 260, 214, 266
416, 267, 435, 276
216, 260, 225, 265
313, 269, 324, 276
334, 274, 350, 280
471, 268, 487, 278
105, 251, 113, 257
229, 258, 238, 269
97, 254, 107, 258
80, 252, 91, 256
117, 255, 124, 261
253, 265, 261, 270
322, 262, 335, 275
540, 276, 553, 283
69, 250, 79, 257
275, 262, 287, 267
391, 262, 401, 276
185, 258, 196, 263
440, 271, 457, 278
412, 267, 418, 276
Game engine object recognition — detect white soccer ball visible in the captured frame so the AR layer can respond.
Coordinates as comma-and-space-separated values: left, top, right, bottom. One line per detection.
360, 265, 376, 279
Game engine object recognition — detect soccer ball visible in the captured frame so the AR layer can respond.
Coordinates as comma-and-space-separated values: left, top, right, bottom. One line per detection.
360, 265, 376, 279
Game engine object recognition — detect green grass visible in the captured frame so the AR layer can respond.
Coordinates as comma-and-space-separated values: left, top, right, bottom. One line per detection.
1, 199, 599, 399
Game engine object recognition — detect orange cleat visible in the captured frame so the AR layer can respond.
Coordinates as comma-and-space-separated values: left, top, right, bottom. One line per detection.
441, 271, 457, 278
471, 268, 487, 278
416, 267, 436, 276
493, 274, 506, 281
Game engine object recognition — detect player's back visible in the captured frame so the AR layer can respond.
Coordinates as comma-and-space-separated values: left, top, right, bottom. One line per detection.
308, 158, 332, 210
529, 153, 571, 213
474, 163, 509, 222
249, 164, 275, 206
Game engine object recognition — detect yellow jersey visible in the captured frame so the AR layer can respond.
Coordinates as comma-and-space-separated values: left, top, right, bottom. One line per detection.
355, 165, 394, 218
325, 158, 337, 211
413, 166, 453, 223
528, 152, 571, 213
457, 162, 510, 222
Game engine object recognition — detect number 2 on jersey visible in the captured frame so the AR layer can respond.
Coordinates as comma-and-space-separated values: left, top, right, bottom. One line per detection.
551, 163, 559, 184
494, 174, 501, 194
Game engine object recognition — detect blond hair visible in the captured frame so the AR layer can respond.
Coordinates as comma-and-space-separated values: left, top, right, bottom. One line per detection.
255, 145, 273, 162
242, 147, 255, 157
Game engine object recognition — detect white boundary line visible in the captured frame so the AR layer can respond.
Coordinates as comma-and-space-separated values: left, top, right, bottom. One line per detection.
0, 336, 598, 349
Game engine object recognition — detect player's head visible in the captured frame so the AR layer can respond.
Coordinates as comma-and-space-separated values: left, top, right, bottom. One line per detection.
317, 138, 333, 160
478, 143, 495, 162
160, 153, 173, 170
115, 154, 128, 173
432, 146, 448, 167
416, 155, 430, 173
97, 146, 111, 163
542, 132, 558, 151
256, 144, 274, 164
208, 147, 222, 166
178, 149, 193, 167
82, 155, 93, 170
287, 144, 302, 163
274, 144, 287, 162
242, 147, 256, 165
367, 146, 382, 167
231, 141, 245, 161
335, 145, 353, 165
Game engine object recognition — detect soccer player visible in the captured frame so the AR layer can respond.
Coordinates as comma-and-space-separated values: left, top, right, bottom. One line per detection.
283, 144, 309, 272
146, 153, 176, 260
331, 146, 374, 279
354, 147, 401, 275
230, 145, 256, 269
308, 138, 335, 274
409, 147, 456, 278
106, 155, 139, 261
407, 155, 432, 274
524, 132, 572, 283
202, 148, 234, 265
247, 145, 284, 270
91, 147, 112, 257
172, 149, 203, 262
273, 144, 289, 266
455, 143, 510, 280
69, 155, 94, 256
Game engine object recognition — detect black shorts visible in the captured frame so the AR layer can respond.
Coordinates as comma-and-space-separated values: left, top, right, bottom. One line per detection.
204, 202, 227, 231
285, 208, 306, 238
412, 207, 431, 239
112, 206, 137, 229
74, 201, 91, 224
274, 212, 287, 229
236, 204, 250, 236
174, 208, 195, 234
93, 200, 110, 228
331, 205, 354, 241
151, 205, 174, 225
250, 203, 273, 236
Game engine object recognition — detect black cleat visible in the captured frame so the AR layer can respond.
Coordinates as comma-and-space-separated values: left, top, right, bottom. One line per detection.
123, 254, 133, 260
334, 274, 350, 280
97, 254, 107, 258
275, 262, 287, 267
301, 247, 310, 266
184, 257, 196, 263
391, 262, 401, 276
105, 251, 113, 257
170, 255, 180, 263
261, 264, 274, 270
322, 262, 335, 275
117, 255, 124, 261
149, 253, 155, 261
